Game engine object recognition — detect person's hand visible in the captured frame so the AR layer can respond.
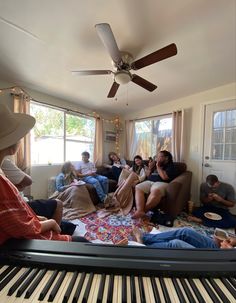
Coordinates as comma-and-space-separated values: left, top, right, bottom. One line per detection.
211, 193, 223, 202
220, 239, 233, 249
50, 219, 61, 233
148, 160, 155, 170
124, 164, 130, 170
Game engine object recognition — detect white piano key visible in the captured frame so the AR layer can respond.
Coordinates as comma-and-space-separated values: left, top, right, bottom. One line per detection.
112, 275, 118, 303
165, 277, 180, 303
126, 276, 131, 303
184, 278, 199, 303
87, 273, 97, 303
155, 277, 165, 303
145, 277, 156, 303
117, 275, 122, 303
49, 271, 72, 303
202, 278, 222, 303
193, 278, 214, 303
78, 273, 90, 303
67, 272, 83, 303
134, 276, 141, 303
214, 278, 236, 302
90, 274, 101, 303
102, 275, 110, 303
142, 277, 151, 303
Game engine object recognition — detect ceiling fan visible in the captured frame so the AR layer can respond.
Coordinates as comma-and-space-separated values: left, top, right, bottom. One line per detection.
72, 23, 177, 98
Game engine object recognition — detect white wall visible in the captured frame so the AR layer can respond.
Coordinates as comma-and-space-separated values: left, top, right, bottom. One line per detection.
122, 82, 236, 204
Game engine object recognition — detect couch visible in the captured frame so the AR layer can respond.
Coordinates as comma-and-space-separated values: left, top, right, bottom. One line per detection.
48, 161, 192, 217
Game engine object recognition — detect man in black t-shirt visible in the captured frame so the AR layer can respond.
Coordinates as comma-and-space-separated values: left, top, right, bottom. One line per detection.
132, 150, 177, 219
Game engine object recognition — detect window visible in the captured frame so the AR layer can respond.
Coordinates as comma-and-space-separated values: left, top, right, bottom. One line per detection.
30, 102, 95, 165
212, 109, 236, 160
135, 115, 172, 159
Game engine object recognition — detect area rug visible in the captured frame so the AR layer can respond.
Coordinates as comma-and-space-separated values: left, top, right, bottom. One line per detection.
78, 210, 152, 244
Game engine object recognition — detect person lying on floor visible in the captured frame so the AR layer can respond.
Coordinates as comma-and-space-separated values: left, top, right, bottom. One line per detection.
131, 227, 236, 249
188, 174, 236, 229
0, 104, 88, 244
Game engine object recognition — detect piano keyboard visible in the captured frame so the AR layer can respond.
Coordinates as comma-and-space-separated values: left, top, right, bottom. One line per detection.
0, 265, 235, 303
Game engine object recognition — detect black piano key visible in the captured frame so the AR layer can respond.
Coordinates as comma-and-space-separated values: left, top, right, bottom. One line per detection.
138, 276, 145, 303
107, 274, 114, 303
48, 270, 67, 302
122, 275, 127, 303
159, 277, 171, 303
82, 272, 94, 303
72, 272, 86, 303
0, 266, 14, 282
16, 268, 40, 297
221, 277, 236, 299
188, 278, 205, 303
96, 273, 106, 303
209, 278, 231, 303
0, 267, 21, 291
62, 271, 78, 303
38, 269, 59, 300
151, 277, 161, 303
25, 268, 47, 299
8, 267, 32, 296
180, 278, 197, 303
172, 277, 186, 303
130, 275, 136, 303
200, 278, 221, 303
228, 277, 236, 289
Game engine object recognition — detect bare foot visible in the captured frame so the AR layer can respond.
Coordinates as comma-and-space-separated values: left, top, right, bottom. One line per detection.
131, 211, 146, 219
116, 238, 128, 246
187, 215, 203, 224
131, 226, 144, 244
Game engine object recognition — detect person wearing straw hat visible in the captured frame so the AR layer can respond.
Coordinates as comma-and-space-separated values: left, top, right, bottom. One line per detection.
0, 104, 88, 244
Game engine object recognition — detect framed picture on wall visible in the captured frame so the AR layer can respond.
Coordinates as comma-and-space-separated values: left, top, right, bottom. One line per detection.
105, 131, 116, 142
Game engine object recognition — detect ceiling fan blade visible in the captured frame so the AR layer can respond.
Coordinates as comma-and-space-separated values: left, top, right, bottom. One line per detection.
132, 74, 157, 92
71, 70, 112, 76
132, 43, 177, 70
107, 82, 120, 98
95, 23, 122, 65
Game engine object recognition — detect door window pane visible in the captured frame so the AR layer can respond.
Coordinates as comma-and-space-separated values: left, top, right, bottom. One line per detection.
211, 109, 236, 160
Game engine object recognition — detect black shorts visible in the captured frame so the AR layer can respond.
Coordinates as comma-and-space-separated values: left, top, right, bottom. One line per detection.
28, 199, 57, 219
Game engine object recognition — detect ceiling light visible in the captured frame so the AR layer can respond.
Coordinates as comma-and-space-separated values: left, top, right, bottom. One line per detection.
114, 71, 131, 85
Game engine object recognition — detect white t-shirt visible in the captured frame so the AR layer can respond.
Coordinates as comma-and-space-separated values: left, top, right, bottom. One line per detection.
74, 161, 97, 175
1, 158, 27, 184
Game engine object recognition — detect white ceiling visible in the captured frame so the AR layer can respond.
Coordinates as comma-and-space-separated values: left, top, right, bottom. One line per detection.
0, 0, 235, 115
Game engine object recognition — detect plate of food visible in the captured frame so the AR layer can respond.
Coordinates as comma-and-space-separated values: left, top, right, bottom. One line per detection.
204, 212, 222, 220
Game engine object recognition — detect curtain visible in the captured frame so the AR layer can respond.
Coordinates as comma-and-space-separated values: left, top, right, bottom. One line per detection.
172, 109, 186, 162
124, 120, 137, 160
13, 94, 31, 171
93, 117, 103, 166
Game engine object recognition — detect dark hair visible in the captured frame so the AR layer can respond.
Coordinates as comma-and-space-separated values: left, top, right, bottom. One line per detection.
108, 151, 120, 165
132, 155, 144, 174
82, 151, 90, 158
159, 150, 173, 163
61, 161, 73, 175
206, 174, 218, 185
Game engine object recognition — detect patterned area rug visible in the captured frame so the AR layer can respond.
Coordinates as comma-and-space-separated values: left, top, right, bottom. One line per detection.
76, 211, 234, 244
79, 210, 152, 244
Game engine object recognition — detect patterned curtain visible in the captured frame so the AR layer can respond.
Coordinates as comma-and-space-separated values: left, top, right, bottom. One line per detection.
172, 109, 186, 162
13, 93, 31, 171
93, 117, 103, 166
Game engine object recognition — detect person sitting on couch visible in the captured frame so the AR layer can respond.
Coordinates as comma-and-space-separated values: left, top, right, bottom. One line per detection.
0, 104, 88, 244
74, 151, 109, 204
106, 151, 130, 181
132, 150, 177, 219
188, 174, 236, 229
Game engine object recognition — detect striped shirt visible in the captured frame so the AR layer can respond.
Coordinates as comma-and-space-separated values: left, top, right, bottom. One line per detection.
0, 173, 71, 245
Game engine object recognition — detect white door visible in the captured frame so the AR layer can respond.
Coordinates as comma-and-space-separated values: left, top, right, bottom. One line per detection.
203, 99, 236, 214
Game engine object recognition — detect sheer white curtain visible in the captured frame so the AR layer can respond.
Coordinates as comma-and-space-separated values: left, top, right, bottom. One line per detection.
124, 120, 137, 160
172, 109, 186, 162
93, 117, 103, 166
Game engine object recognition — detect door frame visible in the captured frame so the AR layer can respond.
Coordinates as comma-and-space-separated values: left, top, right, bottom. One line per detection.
199, 97, 236, 186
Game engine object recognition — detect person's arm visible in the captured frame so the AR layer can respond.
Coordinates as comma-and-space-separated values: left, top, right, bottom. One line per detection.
146, 160, 156, 177
40, 219, 61, 233
138, 168, 147, 182
156, 162, 169, 181
220, 237, 236, 249
210, 193, 235, 207
200, 183, 212, 205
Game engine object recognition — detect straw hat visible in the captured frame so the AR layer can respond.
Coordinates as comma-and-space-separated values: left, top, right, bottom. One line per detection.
0, 104, 36, 150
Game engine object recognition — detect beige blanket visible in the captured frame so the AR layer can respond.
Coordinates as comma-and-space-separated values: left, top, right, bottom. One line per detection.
50, 185, 96, 220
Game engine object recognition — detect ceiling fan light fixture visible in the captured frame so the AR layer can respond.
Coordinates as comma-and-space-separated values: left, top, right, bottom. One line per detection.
114, 71, 131, 85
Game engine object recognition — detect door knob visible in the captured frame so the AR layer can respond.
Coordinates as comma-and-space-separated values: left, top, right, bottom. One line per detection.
204, 163, 210, 167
